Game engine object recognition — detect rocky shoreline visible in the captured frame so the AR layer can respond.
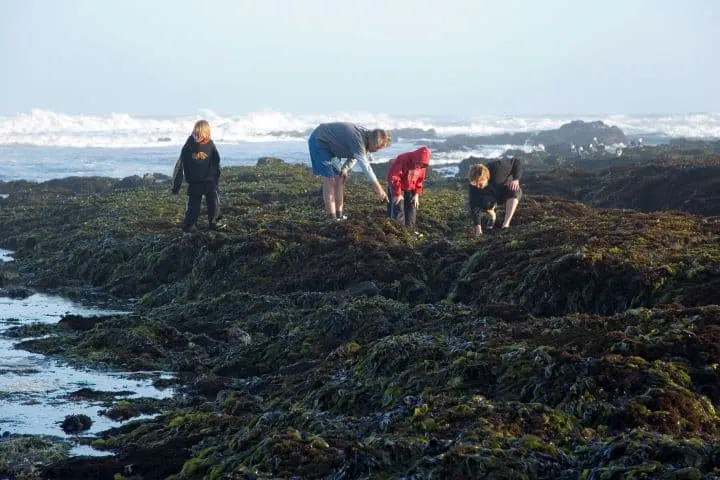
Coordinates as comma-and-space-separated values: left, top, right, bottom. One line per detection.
1, 144, 720, 479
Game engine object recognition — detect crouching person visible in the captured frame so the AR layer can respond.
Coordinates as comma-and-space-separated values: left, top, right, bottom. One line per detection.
468, 157, 522, 236
387, 146, 430, 234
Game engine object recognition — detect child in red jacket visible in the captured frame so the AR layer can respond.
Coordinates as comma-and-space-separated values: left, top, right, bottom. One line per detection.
386, 146, 431, 233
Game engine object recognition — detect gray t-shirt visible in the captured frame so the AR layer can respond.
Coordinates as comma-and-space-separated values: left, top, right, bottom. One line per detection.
313, 122, 378, 184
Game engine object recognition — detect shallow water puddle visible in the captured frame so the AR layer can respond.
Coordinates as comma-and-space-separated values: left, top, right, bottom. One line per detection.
0, 249, 173, 454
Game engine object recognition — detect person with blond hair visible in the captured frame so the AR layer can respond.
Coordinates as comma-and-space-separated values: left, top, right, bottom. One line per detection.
468, 157, 523, 236
172, 120, 222, 233
307, 122, 390, 220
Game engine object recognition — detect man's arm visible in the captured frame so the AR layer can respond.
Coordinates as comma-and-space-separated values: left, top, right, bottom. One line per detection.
510, 157, 523, 181
342, 152, 388, 202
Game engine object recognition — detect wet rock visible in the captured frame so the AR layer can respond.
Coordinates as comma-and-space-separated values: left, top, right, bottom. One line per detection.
113, 174, 158, 190
342, 280, 380, 297
1, 158, 720, 478
102, 399, 161, 421
0, 435, 72, 478
58, 314, 110, 331
227, 327, 252, 345
59, 414, 93, 434
526, 159, 720, 216
0, 266, 21, 286
40, 457, 124, 480
0, 286, 33, 298
256, 156, 286, 166
42, 176, 116, 195
67, 387, 134, 402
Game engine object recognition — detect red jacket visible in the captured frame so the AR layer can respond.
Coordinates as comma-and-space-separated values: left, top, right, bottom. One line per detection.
386, 146, 431, 197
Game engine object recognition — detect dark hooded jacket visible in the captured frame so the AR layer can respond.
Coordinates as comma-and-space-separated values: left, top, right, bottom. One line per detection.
486, 157, 522, 187
172, 136, 221, 193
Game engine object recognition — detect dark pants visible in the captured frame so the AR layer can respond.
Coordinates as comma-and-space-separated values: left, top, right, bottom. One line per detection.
387, 187, 418, 230
183, 181, 218, 230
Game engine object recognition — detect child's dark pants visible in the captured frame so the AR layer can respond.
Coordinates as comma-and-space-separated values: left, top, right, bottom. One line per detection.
183, 181, 218, 230
387, 186, 418, 230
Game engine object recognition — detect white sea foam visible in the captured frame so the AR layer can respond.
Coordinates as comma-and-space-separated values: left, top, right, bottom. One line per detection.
425, 144, 544, 166
1, 109, 719, 148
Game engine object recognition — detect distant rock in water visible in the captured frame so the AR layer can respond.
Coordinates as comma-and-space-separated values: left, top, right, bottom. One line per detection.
455, 150, 567, 178
269, 128, 313, 138
257, 157, 287, 166
113, 174, 160, 190
0, 286, 33, 299
42, 177, 116, 195
430, 120, 628, 152
391, 128, 438, 140
157, 137, 172, 142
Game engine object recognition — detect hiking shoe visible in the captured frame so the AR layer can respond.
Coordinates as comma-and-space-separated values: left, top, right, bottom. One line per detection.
484, 218, 495, 230
210, 220, 228, 231
336, 215, 348, 221
182, 225, 197, 234
413, 231, 424, 238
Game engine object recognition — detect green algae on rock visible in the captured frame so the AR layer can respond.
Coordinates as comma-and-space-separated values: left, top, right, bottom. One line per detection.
0, 157, 719, 478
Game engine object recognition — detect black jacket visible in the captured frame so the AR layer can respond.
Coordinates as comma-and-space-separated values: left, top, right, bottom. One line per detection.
172, 136, 221, 193
487, 157, 522, 186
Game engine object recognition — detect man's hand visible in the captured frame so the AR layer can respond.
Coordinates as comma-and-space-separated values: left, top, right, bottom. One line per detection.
375, 184, 389, 203
509, 179, 520, 192
393, 195, 403, 205
339, 169, 349, 183
412, 193, 419, 209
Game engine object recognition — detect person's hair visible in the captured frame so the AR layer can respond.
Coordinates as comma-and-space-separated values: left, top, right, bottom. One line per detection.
192, 120, 211, 142
368, 129, 392, 150
468, 163, 490, 186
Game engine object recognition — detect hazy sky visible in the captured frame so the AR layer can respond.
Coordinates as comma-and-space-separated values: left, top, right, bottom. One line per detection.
1, 0, 718, 116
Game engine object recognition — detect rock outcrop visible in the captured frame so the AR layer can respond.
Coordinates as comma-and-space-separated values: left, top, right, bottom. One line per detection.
0, 155, 719, 479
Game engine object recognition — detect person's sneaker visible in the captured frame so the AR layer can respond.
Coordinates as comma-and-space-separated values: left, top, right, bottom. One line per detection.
413, 231, 424, 238
210, 219, 228, 231
336, 215, 348, 221
484, 218, 495, 230
182, 225, 197, 234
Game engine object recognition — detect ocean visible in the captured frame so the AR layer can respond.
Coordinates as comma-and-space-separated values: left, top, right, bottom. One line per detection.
1, 109, 719, 182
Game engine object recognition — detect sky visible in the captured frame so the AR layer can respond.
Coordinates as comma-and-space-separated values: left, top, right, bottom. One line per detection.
0, 0, 718, 117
